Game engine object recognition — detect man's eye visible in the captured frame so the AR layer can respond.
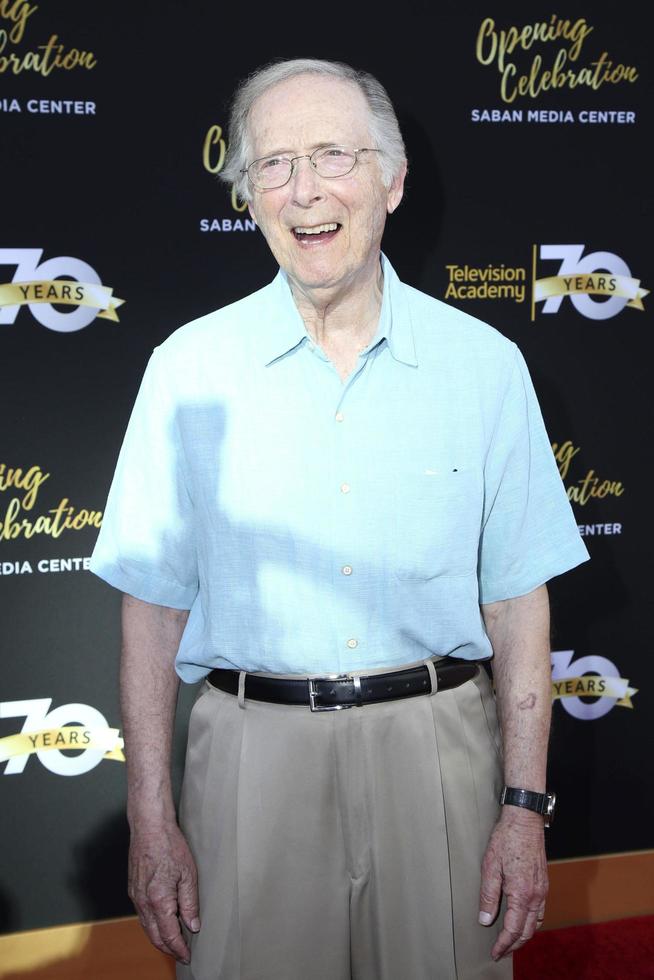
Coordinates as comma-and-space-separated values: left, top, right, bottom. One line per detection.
261, 157, 286, 170
324, 148, 347, 157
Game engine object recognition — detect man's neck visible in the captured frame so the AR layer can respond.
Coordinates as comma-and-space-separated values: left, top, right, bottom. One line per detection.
288, 256, 384, 358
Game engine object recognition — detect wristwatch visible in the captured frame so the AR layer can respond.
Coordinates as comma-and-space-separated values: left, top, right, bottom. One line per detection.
499, 786, 557, 827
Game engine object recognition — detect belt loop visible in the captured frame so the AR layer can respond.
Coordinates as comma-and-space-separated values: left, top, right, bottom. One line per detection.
237, 670, 247, 709
424, 658, 438, 696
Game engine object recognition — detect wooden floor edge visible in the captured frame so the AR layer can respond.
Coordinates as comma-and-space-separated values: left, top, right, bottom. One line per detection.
548, 846, 654, 865
1, 913, 136, 940
0, 913, 174, 980
545, 849, 654, 929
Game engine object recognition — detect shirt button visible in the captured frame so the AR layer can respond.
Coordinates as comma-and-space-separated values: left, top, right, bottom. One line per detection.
335, 411, 345, 422
346, 638, 358, 649
341, 565, 353, 576
340, 482, 351, 494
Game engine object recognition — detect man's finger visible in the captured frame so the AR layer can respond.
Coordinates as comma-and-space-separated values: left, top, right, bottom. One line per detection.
137, 909, 163, 950
138, 894, 191, 964
145, 883, 191, 964
478, 861, 502, 925
138, 908, 183, 961
502, 906, 540, 956
151, 905, 191, 963
491, 900, 529, 960
178, 868, 201, 933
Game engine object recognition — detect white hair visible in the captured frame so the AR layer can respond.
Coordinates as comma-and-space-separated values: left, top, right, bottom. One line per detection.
220, 58, 407, 203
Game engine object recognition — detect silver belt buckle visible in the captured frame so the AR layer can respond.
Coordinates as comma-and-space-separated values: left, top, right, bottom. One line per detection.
308, 674, 356, 712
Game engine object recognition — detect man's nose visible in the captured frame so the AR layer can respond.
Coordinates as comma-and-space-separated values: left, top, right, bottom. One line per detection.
289, 156, 324, 205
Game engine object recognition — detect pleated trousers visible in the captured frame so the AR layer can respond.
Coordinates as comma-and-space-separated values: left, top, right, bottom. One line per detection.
177, 657, 513, 980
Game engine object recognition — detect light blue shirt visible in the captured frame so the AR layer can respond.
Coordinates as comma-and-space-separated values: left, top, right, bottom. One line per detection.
90, 254, 589, 681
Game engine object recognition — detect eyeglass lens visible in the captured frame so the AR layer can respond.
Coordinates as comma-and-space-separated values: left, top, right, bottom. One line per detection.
250, 147, 359, 188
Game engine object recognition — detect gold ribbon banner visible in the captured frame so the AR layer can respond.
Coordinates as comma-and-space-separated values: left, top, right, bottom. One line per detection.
0, 280, 125, 321
552, 675, 637, 709
0, 726, 125, 763
534, 274, 648, 310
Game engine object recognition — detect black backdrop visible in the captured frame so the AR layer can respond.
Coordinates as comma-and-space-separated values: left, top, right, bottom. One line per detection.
1, 0, 651, 934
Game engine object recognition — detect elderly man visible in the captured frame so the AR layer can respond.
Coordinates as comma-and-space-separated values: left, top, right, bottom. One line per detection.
91, 58, 588, 980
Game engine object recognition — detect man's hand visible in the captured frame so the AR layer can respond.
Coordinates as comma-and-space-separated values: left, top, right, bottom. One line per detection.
478, 807, 548, 960
120, 595, 193, 961
480, 585, 551, 960
128, 820, 200, 964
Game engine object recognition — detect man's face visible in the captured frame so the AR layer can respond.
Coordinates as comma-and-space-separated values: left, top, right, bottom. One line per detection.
246, 74, 405, 295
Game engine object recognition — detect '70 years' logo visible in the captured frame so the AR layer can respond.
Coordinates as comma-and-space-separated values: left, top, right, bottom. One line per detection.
534, 244, 648, 321
551, 649, 637, 720
0, 248, 125, 332
0, 698, 124, 776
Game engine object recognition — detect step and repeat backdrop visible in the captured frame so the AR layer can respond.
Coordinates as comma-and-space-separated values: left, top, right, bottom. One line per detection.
1, 0, 651, 936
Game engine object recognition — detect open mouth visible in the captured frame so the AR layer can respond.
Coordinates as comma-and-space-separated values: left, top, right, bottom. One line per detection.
292, 222, 341, 244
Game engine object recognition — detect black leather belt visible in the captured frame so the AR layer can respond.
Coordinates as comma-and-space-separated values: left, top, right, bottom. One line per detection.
207, 658, 481, 712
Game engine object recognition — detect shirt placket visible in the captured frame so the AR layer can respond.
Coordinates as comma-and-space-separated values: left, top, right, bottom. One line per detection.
325, 345, 378, 671
300, 340, 381, 672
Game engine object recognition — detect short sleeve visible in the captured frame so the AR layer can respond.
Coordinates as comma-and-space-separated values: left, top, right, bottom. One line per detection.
90, 347, 198, 608
477, 347, 589, 604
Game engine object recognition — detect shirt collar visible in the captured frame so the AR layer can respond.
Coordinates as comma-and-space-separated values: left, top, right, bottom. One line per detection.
261, 252, 418, 368
260, 270, 313, 366
376, 253, 418, 367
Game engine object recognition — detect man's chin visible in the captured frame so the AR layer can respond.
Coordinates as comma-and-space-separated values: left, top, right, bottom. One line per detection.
284, 259, 346, 294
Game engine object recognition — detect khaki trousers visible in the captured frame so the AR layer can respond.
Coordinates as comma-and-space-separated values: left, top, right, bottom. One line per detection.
177, 657, 512, 980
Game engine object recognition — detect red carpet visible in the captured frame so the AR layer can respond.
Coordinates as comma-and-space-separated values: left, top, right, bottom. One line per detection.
514, 916, 654, 979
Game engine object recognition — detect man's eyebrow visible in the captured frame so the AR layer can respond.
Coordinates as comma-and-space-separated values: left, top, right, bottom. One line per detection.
257, 141, 343, 158
257, 148, 294, 159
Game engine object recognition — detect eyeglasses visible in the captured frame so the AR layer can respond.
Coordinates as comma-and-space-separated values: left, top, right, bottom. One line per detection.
241, 145, 380, 190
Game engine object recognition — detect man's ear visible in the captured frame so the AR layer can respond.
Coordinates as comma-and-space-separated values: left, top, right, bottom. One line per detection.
387, 161, 407, 214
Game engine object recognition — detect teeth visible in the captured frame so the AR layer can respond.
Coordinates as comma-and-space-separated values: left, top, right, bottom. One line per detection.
294, 223, 338, 235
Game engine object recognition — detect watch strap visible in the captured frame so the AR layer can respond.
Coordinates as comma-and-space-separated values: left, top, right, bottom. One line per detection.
499, 786, 556, 825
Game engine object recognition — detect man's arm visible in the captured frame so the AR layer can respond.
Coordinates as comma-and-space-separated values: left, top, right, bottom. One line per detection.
121, 593, 199, 965
478, 583, 551, 961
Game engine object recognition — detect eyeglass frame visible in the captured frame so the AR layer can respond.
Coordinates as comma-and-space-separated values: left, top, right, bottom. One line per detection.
241, 146, 381, 190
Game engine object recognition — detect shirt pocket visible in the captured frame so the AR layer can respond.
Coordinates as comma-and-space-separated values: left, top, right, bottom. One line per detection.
392, 464, 483, 580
